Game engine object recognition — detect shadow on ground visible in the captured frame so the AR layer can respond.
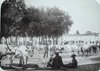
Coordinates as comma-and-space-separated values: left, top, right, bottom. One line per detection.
1, 63, 100, 71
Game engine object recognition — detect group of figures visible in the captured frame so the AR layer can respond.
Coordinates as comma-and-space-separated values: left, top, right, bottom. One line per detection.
0, 42, 57, 67
77, 44, 100, 57
0, 41, 100, 70
0, 42, 78, 70
0, 43, 35, 67
47, 52, 77, 69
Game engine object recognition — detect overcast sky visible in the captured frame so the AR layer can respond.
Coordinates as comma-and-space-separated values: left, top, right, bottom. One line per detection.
1, 0, 100, 34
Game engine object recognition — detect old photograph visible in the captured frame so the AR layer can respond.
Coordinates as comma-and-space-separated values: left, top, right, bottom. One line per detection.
0, 0, 100, 71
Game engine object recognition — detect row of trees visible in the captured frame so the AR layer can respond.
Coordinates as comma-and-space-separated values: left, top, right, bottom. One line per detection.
1, 0, 73, 38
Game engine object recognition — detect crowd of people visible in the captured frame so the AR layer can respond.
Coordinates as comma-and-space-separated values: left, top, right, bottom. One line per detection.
0, 41, 79, 70
0, 39, 100, 70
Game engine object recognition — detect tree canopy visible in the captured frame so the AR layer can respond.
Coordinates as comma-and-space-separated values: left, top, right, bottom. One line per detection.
1, 0, 73, 38
1, 0, 26, 37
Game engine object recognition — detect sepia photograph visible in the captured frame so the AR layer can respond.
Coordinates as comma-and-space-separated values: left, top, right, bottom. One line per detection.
0, 0, 100, 71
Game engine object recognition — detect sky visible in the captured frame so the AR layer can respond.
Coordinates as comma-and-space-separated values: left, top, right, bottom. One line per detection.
0, 0, 100, 34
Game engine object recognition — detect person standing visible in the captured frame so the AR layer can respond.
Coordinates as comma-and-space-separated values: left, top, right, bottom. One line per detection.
81, 47, 84, 57
44, 44, 49, 58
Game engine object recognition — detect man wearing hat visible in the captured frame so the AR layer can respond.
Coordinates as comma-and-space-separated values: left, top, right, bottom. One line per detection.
64, 54, 78, 68
71, 54, 77, 68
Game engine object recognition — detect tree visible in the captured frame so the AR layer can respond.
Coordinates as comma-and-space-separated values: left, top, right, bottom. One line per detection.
44, 7, 73, 37
26, 7, 73, 37
85, 31, 92, 34
1, 0, 26, 37
76, 31, 80, 35
26, 7, 73, 45
1, 0, 73, 39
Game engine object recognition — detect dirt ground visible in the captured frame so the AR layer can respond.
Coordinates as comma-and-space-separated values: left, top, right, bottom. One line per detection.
1, 52, 100, 71
4, 63, 100, 71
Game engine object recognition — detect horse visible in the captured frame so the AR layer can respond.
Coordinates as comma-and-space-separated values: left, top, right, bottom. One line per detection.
90, 45, 97, 54
83, 47, 92, 56
80, 45, 98, 57
10, 45, 29, 66
77, 45, 92, 57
